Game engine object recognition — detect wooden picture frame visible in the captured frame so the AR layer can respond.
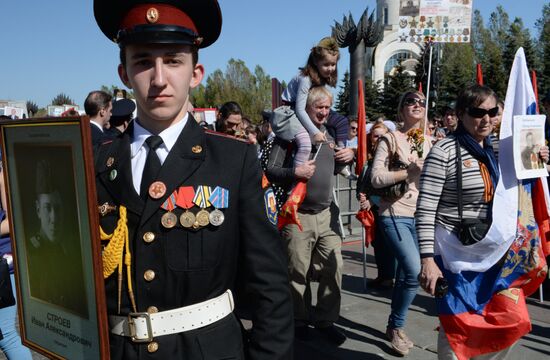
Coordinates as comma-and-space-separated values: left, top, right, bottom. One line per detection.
0, 117, 109, 359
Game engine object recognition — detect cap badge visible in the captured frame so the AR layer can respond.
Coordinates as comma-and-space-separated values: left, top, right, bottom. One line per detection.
146, 7, 159, 24
194, 37, 204, 46
192, 145, 202, 154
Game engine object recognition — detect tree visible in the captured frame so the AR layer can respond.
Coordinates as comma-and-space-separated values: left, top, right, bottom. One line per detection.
26, 100, 38, 117
100, 85, 135, 99
437, 43, 476, 108
488, 5, 510, 50
51, 93, 74, 106
364, 77, 382, 121
379, 64, 414, 121
503, 18, 537, 74
335, 70, 350, 115
536, 4, 550, 99
191, 59, 272, 123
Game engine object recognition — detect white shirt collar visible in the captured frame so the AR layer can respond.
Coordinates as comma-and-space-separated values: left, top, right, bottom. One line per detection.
130, 113, 189, 157
90, 120, 104, 132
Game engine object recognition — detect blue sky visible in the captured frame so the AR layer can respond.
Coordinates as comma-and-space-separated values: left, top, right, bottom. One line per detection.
1, 0, 547, 108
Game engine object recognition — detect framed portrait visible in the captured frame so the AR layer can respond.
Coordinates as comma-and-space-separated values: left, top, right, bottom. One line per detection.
0, 117, 109, 359
513, 114, 549, 180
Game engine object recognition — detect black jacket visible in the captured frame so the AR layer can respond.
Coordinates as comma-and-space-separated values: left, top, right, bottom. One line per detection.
94, 118, 293, 359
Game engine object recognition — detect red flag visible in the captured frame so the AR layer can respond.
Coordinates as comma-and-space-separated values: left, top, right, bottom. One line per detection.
476, 63, 484, 85
355, 79, 367, 176
418, 82, 423, 94
355, 209, 376, 247
277, 181, 307, 231
532, 70, 540, 114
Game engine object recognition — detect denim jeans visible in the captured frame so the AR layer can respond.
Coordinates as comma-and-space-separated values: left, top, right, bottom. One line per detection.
0, 274, 32, 359
379, 216, 420, 329
372, 210, 396, 280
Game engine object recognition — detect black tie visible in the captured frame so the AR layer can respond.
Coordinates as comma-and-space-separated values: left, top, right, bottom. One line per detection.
140, 135, 164, 200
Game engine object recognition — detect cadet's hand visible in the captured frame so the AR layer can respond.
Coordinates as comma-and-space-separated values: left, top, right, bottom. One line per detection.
419, 257, 443, 296
334, 147, 355, 163
295, 160, 316, 180
313, 132, 327, 144
539, 145, 549, 164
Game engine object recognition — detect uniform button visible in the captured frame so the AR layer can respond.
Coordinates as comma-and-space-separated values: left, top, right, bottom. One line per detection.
143, 232, 155, 243
147, 306, 158, 314
147, 341, 159, 353
143, 270, 155, 282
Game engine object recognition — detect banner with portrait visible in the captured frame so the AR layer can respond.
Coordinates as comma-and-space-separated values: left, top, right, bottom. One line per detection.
513, 115, 548, 179
398, 0, 473, 43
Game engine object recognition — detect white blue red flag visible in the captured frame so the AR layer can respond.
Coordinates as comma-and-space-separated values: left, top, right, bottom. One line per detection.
435, 48, 549, 360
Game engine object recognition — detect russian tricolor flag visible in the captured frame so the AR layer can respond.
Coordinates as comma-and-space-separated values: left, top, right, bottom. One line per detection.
436, 48, 549, 360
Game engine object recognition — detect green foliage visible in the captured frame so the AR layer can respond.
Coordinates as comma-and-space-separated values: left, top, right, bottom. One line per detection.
379, 64, 414, 121
437, 44, 476, 108
51, 93, 74, 106
26, 100, 38, 116
100, 85, 135, 99
536, 4, 550, 98
364, 77, 383, 121
190, 59, 271, 124
335, 70, 350, 115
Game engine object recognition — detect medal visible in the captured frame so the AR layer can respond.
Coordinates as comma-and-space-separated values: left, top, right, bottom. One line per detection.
149, 181, 166, 199
209, 209, 224, 226
192, 186, 212, 228
161, 212, 177, 228
160, 191, 178, 228
196, 209, 210, 227
208, 186, 229, 227
180, 211, 196, 228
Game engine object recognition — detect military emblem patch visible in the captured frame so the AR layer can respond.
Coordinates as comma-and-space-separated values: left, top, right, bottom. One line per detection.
264, 188, 277, 226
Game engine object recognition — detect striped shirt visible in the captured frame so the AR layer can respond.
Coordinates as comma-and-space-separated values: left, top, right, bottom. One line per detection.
415, 136, 491, 257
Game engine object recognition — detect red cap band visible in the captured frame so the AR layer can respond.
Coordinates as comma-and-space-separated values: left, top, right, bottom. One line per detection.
120, 4, 198, 34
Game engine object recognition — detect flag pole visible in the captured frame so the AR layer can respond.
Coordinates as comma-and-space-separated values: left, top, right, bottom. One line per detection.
424, 38, 434, 132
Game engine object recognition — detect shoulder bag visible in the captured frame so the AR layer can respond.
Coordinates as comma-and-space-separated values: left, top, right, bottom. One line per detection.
364, 132, 409, 201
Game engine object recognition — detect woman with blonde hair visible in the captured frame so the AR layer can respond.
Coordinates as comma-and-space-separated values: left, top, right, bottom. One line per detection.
370, 90, 432, 356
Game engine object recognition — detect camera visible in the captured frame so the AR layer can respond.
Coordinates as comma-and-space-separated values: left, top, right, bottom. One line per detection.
434, 277, 448, 298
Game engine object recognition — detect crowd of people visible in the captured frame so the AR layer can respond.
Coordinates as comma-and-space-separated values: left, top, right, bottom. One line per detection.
0, 0, 549, 359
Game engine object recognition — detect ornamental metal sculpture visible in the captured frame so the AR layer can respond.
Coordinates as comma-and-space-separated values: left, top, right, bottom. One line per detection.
332, 8, 384, 116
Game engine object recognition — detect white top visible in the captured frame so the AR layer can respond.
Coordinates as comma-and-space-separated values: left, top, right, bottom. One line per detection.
130, 114, 188, 193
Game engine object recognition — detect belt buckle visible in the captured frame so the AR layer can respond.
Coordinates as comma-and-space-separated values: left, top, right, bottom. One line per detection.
127, 312, 153, 343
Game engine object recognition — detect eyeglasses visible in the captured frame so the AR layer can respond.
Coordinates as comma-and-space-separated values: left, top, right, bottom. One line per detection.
350, 126, 358, 130
404, 97, 426, 108
466, 106, 499, 118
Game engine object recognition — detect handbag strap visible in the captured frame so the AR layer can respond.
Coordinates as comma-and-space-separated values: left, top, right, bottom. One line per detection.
456, 137, 463, 222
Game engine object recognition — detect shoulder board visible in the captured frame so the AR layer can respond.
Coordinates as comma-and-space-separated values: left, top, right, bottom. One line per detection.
204, 129, 250, 143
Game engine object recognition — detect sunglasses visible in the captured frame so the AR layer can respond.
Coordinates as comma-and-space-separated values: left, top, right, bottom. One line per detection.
466, 106, 499, 118
404, 97, 426, 108
350, 126, 358, 130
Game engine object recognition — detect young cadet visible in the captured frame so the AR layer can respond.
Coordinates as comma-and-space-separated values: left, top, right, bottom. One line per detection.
92, 1, 293, 358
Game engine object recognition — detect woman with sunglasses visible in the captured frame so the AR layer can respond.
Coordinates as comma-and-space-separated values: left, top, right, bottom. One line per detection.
370, 90, 432, 356
416, 85, 549, 359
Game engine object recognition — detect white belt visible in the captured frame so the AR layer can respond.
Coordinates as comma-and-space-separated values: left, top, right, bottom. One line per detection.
109, 290, 234, 343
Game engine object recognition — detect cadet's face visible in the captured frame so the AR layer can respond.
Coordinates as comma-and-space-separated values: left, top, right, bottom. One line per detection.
119, 44, 204, 132
35, 192, 62, 242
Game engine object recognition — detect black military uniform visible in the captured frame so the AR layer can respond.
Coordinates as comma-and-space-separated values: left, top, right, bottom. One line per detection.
93, 1, 293, 359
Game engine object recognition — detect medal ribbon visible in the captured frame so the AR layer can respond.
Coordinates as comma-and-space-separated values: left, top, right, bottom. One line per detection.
209, 186, 229, 209
161, 191, 177, 211
176, 186, 195, 209
193, 185, 211, 208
